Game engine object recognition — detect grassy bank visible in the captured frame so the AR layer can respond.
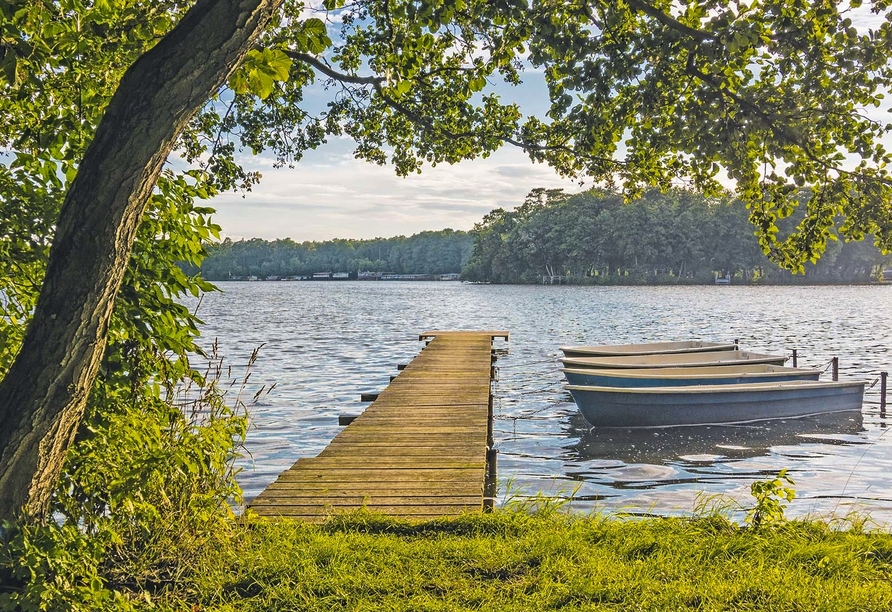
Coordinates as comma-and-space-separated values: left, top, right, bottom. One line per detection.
166, 509, 892, 611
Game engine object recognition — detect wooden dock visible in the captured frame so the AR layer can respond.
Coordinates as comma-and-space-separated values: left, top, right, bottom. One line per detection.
249, 330, 508, 522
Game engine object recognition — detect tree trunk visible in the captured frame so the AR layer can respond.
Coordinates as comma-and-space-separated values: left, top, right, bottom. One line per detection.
0, 0, 283, 522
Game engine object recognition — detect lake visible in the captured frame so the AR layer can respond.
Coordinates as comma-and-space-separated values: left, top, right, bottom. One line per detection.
185, 282, 892, 523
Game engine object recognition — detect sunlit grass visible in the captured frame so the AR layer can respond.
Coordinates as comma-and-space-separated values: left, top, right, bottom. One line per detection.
173, 508, 892, 611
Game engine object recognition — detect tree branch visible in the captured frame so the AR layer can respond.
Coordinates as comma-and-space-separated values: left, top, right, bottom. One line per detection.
624, 0, 713, 42
284, 51, 384, 86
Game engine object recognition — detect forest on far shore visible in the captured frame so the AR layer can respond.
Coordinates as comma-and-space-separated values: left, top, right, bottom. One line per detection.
194, 188, 892, 284
197, 229, 474, 280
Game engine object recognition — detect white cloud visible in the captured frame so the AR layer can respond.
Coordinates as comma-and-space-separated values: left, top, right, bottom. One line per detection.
207, 144, 578, 240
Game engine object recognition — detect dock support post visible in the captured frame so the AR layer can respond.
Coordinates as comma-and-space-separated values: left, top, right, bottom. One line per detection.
832, 357, 839, 381
881, 371, 888, 415
791, 349, 798, 368
484, 447, 498, 511
487, 393, 494, 448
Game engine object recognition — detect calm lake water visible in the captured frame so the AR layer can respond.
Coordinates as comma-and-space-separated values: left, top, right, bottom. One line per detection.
186, 282, 892, 523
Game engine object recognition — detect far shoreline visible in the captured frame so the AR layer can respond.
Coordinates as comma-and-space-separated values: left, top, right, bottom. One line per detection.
205, 278, 892, 287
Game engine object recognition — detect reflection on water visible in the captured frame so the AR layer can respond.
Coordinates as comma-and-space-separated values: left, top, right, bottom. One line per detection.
566, 410, 865, 466
185, 282, 892, 522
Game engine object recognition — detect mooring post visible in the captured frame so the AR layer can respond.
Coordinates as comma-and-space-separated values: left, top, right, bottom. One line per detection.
792, 349, 798, 368
881, 371, 888, 415
832, 357, 839, 382
484, 447, 498, 511
487, 393, 494, 448
734, 338, 739, 347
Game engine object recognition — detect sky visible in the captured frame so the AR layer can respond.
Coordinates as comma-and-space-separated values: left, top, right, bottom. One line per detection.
207, 65, 579, 242
209, 143, 580, 242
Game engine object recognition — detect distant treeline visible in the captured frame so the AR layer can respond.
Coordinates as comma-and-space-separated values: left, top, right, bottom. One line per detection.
197, 230, 473, 280
461, 188, 892, 284
194, 188, 891, 284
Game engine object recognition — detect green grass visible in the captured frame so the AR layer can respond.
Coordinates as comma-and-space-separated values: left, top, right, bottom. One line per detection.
165, 510, 892, 611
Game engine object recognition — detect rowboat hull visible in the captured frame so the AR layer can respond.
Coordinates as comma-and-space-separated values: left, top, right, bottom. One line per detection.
566, 380, 866, 427
561, 350, 787, 370
562, 364, 821, 387
560, 340, 737, 358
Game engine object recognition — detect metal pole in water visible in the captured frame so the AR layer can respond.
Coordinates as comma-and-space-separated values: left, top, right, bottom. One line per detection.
484, 447, 498, 511
881, 371, 888, 415
832, 357, 839, 382
487, 393, 494, 448
792, 349, 798, 368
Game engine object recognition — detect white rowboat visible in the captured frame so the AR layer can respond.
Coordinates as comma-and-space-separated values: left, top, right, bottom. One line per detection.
560, 340, 737, 358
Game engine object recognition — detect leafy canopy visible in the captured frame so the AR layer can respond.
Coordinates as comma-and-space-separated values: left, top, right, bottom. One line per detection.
522, 1, 892, 270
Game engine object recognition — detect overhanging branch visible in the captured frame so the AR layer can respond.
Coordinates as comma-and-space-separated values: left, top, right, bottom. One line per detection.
286, 51, 621, 170
624, 0, 713, 43
285, 51, 384, 86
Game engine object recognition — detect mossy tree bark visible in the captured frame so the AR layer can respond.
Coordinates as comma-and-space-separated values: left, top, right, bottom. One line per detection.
0, 0, 283, 522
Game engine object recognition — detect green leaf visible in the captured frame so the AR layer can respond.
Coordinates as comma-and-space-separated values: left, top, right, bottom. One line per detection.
300, 18, 331, 54
261, 49, 293, 81
228, 71, 249, 95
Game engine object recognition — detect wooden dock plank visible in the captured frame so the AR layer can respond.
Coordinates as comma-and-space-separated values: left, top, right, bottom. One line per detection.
253, 508, 482, 522
324, 427, 479, 446
371, 396, 490, 406
322, 439, 485, 447
340, 419, 488, 428
249, 331, 504, 521
388, 371, 492, 379
419, 330, 509, 340
256, 501, 484, 511
247, 495, 477, 508
261, 481, 483, 493
297, 458, 485, 468
270, 468, 483, 481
